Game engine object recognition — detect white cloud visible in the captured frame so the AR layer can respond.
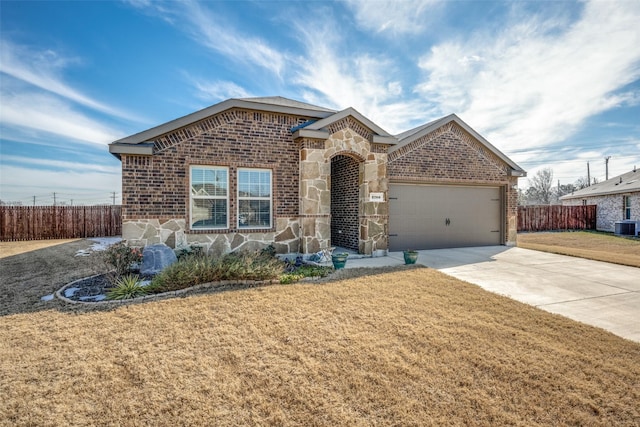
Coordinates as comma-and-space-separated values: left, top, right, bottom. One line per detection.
132, 0, 286, 77
292, 19, 436, 134
0, 40, 136, 120
186, 76, 251, 102
345, 0, 440, 35
1, 90, 122, 145
416, 0, 640, 153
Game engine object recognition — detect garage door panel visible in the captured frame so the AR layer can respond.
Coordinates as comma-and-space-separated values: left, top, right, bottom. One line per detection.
389, 184, 501, 251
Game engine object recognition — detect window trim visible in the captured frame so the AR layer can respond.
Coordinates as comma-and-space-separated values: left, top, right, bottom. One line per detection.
189, 165, 229, 230
237, 168, 273, 230
623, 195, 631, 220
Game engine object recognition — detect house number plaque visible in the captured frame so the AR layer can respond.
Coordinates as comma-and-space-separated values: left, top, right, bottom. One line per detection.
369, 192, 384, 202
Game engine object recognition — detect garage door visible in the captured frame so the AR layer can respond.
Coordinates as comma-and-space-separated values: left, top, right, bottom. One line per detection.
389, 184, 502, 251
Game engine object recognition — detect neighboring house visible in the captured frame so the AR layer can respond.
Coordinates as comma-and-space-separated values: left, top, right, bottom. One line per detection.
109, 96, 525, 256
560, 168, 640, 233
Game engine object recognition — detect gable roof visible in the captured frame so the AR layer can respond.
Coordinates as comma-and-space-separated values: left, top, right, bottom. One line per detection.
111, 97, 334, 147
108, 97, 524, 177
390, 114, 526, 176
560, 168, 640, 200
291, 107, 398, 144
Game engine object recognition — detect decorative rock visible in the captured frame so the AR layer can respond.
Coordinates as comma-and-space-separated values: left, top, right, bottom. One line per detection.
141, 244, 177, 276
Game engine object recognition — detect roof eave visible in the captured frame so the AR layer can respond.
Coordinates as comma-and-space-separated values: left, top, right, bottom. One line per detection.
109, 142, 154, 159
393, 114, 526, 175
292, 129, 330, 140
305, 107, 393, 137
372, 135, 398, 145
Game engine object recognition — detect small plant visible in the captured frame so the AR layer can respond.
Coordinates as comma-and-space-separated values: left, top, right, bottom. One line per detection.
296, 265, 332, 278
175, 244, 205, 260
260, 244, 276, 258
279, 273, 305, 284
103, 242, 143, 276
283, 256, 304, 272
106, 274, 148, 300
278, 264, 333, 284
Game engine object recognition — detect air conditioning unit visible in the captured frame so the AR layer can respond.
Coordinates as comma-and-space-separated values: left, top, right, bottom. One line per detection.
614, 220, 639, 236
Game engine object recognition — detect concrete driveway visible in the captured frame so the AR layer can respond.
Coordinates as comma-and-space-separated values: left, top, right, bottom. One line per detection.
348, 246, 640, 343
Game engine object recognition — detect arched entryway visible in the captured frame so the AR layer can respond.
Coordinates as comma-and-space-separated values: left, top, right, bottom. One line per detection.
331, 154, 361, 251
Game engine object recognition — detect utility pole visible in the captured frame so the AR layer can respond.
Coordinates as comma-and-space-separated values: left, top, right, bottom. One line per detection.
53, 192, 56, 206
587, 162, 591, 187
605, 156, 611, 180
112, 192, 116, 205
33, 196, 36, 206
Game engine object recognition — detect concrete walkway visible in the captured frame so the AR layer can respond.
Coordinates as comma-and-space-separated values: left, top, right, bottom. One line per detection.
345, 247, 640, 343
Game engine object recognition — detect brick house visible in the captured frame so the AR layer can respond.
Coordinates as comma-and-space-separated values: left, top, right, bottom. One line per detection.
109, 96, 525, 256
560, 168, 640, 234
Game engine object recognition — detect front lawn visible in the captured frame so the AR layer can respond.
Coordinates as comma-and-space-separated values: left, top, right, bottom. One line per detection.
517, 231, 640, 268
1, 267, 639, 426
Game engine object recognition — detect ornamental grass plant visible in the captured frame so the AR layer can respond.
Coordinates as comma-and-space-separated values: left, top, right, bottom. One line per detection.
147, 250, 285, 294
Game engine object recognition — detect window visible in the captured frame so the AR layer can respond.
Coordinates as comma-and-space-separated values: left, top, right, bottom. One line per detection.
238, 168, 272, 229
624, 195, 631, 220
190, 166, 228, 229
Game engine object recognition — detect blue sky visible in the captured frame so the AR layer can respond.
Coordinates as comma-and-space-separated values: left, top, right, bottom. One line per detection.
1, 0, 639, 205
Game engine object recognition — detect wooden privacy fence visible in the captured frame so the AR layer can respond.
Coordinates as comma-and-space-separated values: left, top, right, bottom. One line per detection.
0, 205, 122, 241
518, 205, 597, 232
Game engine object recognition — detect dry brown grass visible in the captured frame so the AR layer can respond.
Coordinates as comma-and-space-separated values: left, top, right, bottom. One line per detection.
0, 238, 80, 259
518, 231, 640, 268
1, 266, 639, 426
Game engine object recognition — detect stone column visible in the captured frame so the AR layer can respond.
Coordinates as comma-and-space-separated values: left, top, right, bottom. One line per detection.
299, 141, 331, 254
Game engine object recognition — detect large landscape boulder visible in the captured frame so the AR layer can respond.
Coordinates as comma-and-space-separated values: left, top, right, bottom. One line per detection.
141, 244, 177, 276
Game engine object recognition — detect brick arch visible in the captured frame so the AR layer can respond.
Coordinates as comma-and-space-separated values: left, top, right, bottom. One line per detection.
328, 149, 366, 163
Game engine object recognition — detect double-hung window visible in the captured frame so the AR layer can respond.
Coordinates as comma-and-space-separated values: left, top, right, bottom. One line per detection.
624, 195, 631, 220
238, 168, 272, 229
190, 166, 228, 229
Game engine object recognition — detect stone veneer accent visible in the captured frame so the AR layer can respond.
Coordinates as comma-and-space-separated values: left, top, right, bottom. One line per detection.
388, 122, 519, 246
562, 192, 640, 232
123, 217, 300, 256
297, 119, 389, 255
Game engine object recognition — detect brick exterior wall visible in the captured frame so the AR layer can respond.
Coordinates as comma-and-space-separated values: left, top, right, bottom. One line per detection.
388, 123, 509, 182
120, 109, 311, 254
118, 106, 520, 253
331, 154, 360, 250
562, 192, 640, 232
122, 109, 306, 223
388, 122, 519, 245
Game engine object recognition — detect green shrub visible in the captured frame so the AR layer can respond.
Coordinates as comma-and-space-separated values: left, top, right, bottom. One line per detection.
279, 273, 305, 284
295, 265, 333, 278
175, 244, 205, 260
147, 250, 285, 293
103, 242, 143, 276
106, 274, 148, 300
278, 264, 333, 284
